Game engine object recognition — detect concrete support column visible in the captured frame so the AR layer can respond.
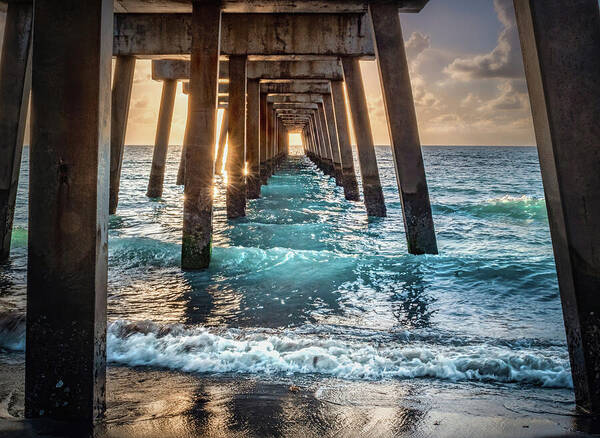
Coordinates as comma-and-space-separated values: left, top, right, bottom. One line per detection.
246, 79, 261, 199
273, 114, 279, 169
214, 109, 229, 175
226, 55, 247, 218
341, 57, 386, 217
182, 1, 222, 269
179, 107, 228, 185
323, 94, 343, 186
317, 103, 334, 176
0, 2, 32, 261
147, 79, 177, 198
259, 93, 268, 184
369, 2, 437, 253
268, 103, 275, 176
514, 0, 600, 413
331, 80, 360, 201
26, 0, 112, 422
314, 111, 328, 173
176, 121, 189, 185
109, 56, 135, 214
309, 115, 322, 168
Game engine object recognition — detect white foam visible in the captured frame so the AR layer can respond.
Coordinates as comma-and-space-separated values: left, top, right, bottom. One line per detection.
106, 320, 572, 388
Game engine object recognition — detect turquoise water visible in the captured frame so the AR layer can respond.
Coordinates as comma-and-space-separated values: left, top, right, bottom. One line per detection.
0, 145, 570, 389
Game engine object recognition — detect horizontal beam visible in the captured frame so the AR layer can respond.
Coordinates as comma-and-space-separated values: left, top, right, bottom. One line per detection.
114, 13, 375, 57
152, 59, 343, 80
274, 103, 319, 109
114, 0, 428, 13
181, 81, 228, 95
261, 81, 330, 94
267, 94, 324, 103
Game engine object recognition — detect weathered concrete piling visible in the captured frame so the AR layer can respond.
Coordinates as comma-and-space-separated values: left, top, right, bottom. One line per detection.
331, 80, 360, 201
341, 57, 387, 217
27, 0, 111, 421
109, 56, 136, 214
369, 2, 437, 253
147, 79, 177, 198
226, 55, 248, 218
514, 0, 600, 413
181, 1, 221, 270
0, 1, 32, 262
246, 79, 261, 199
214, 110, 230, 176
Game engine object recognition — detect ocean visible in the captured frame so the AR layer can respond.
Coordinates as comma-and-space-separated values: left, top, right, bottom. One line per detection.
0, 145, 583, 437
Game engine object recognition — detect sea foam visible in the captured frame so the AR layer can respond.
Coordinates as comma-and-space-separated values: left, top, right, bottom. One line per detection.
105, 320, 571, 388
0, 315, 572, 389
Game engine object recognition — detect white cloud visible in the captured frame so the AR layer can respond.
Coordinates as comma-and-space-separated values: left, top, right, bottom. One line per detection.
444, 0, 524, 80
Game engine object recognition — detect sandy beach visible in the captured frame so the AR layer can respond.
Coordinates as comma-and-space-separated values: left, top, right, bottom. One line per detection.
1, 359, 598, 438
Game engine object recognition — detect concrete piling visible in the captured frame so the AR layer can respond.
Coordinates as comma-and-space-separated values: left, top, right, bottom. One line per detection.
341, 57, 386, 217
109, 56, 136, 214
214, 110, 229, 176
226, 55, 248, 218
369, 2, 437, 253
322, 95, 344, 186
317, 103, 335, 177
259, 93, 269, 185
147, 79, 177, 198
246, 79, 261, 199
0, 1, 32, 261
26, 0, 112, 421
267, 102, 275, 177
514, 0, 600, 414
330, 80, 360, 201
182, 1, 221, 269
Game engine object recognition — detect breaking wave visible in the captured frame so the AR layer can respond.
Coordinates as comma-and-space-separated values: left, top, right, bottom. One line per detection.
435, 195, 547, 220
0, 316, 572, 389
103, 320, 571, 388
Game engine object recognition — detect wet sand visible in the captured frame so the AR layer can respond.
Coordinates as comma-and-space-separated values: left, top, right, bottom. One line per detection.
1, 359, 599, 438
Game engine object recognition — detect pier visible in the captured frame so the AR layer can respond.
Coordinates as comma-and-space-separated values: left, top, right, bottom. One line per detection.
0, 0, 599, 428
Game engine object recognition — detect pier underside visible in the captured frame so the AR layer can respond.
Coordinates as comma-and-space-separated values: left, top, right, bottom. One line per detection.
0, 0, 599, 428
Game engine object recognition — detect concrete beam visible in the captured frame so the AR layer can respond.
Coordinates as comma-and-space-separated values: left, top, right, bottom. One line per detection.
114, 13, 375, 58
181, 80, 227, 95
514, 0, 600, 414
267, 94, 324, 104
249, 60, 343, 80
274, 103, 319, 110
261, 81, 331, 94
153, 59, 343, 80
114, 0, 428, 14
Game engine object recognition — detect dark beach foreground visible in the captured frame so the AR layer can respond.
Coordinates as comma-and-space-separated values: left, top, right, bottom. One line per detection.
1, 360, 599, 438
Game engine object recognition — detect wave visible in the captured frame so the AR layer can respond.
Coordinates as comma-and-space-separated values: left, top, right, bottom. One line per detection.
435, 195, 547, 221
0, 317, 572, 388
105, 320, 572, 388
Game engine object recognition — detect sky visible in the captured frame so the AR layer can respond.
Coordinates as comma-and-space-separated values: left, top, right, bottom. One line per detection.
7, 0, 536, 147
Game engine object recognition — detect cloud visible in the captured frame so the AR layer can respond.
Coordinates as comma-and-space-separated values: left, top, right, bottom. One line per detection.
486, 80, 528, 110
444, 0, 524, 80
405, 32, 431, 60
